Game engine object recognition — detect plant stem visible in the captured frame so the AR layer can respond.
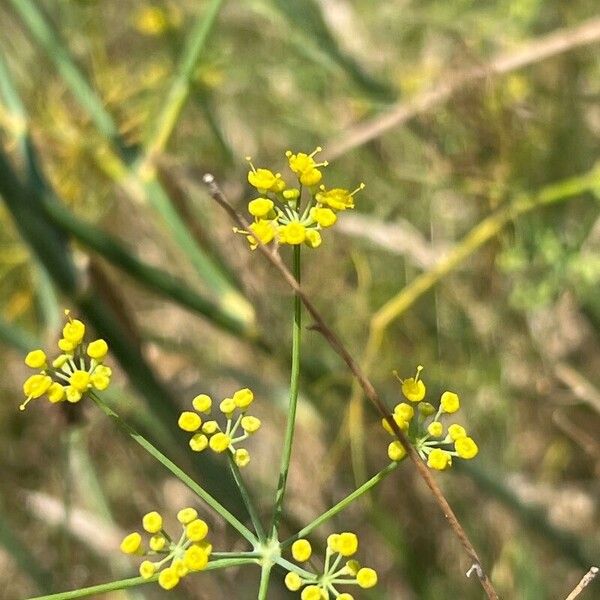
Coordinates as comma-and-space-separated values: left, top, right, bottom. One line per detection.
281, 462, 398, 548
26, 558, 256, 600
270, 245, 302, 536
257, 562, 273, 600
227, 453, 266, 542
90, 393, 257, 546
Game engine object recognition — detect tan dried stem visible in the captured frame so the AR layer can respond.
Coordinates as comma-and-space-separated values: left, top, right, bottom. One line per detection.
203, 174, 499, 600
564, 567, 599, 600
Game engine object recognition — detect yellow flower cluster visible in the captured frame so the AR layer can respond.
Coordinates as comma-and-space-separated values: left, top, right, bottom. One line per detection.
236, 147, 364, 250
285, 533, 378, 599
178, 388, 260, 467
382, 366, 479, 470
120, 508, 212, 590
20, 311, 112, 411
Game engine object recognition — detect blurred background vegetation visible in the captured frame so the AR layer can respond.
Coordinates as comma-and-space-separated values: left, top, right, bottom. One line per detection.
1, 0, 599, 599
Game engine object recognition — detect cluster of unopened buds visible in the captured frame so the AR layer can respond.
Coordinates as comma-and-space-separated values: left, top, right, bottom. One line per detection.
382, 366, 479, 470
120, 508, 212, 590
285, 533, 377, 599
20, 311, 111, 410
178, 388, 260, 467
235, 147, 365, 249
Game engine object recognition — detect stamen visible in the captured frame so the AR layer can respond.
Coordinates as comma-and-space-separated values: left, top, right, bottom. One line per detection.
350, 183, 366, 196
19, 396, 33, 411
245, 156, 256, 172
392, 369, 404, 384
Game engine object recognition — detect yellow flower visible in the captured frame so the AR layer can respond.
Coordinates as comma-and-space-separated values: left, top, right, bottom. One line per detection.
247, 162, 284, 193
184, 544, 209, 571
149, 534, 166, 551
241, 416, 261, 433
142, 511, 163, 534
327, 533, 340, 552
388, 440, 407, 462
427, 448, 451, 471
219, 397, 236, 415
299, 168, 322, 186
356, 567, 378, 588
448, 424, 467, 440
337, 532, 358, 557
22, 374, 52, 399
158, 567, 179, 590
247, 219, 277, 249
192, 394, 212, 413
62, 319, 85, 345
399, 365, 426, 402
301, 586, 323, 600
87, 339, 108, 360
69, 370, 90, 393
172, 559, 188, 578
310, 207, 337, 228
440, 391, 460, 413
427, 421, 443, 437
52, 354, 70, 369
139, 560, 156, 579
285, 571, 302, 591
189, 433, 209, 452
285, 147, 326, 175
281, 222, 306, 245
177, 508, 198, 524
381, 414, 409, 435
455, 437, 478, 459
202, 420, 219, 435
120, 532, 142, 554
234, 448, 250, 467
47, 383, 65, 404
135, 7, 169, 36
248, 197, 275, 218
90, 365, 112, 390
338, 595, 354, 600
394, 403, 415, 421
178, 411, 202, 432
316, 184, 364, 211
186, 519, 208, 542
292, 539, 312, 562
25, 349, 46, 369
304, 229, 322, 249
65, 386, 82, 403
209, 432, 231, 453
233, 388, 254, 409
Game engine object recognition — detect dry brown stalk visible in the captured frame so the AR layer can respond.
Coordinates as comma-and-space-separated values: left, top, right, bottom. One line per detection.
564, 567, 599, 600
325, 16, 600, 160
203, 174, 499, 600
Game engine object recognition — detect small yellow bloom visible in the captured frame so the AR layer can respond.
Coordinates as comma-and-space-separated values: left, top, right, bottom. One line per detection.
299, 168, 322, 186
304, 229, 322, 248
327, 533, 340, 552
158, 567, 180, 590
234, 448, 250, 467
440, 391, 460, 413
394, 403, 414, 421
177, 508, 198, 524
184, 544, 208, 571
219, 397, 236, 415
209, 432, 231, 453
301, 585, 323, 600
149, 534, 166, 551
189, 433, 209, 452
402, 377, 426, 402
120, 532, 142, 554
381, 414, 409, 435
52, 354, 70, 369
62, 319, 85, 345
87, 339, 108, 360
90, 365, 111, 390
241, 416, 261, 433
186, 519, 208, 542
285, 571, 302, 591
202, 420, 219, 435
172, 558, 188, 578
178, 411, 202, 432
247, 166, 282, 192
139, 560, 156, 579
281, 222, 306, 245
283, 188, 300, 201
427, 448, 452, 471
247, 220, 277, 249
455, 437, 478, 459
388, 440, 407, 462
285, 148, 323, 174
233, 388, 254, 409
58, 338, 76, 352
47, 383, 65, 403
292, 539, 312, 562
356, 567, 378, 588
69, 370, 90, 393
427, 421, 443, 437
248, 198, 275, 218
25, 349, 46, 369
338, 594, 354, 600
135, 7, 169, 36
448, 424, 467, 440
192, 394, 212, 413
337, 532, 358, 557
142, 511, 163, 534
310, 207, 337, 228
316, 184, 364, 211
345, 560, 360, 576
23, 374, 52, 399
65, 386, 82, 403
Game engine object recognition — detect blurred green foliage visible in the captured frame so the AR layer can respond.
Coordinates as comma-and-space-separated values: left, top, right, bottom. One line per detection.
0, 1, 599, 599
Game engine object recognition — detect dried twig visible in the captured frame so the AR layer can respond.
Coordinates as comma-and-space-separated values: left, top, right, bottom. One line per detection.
203, 174, 499, 600
325, 16, 600, 160
565, 567, 599, 600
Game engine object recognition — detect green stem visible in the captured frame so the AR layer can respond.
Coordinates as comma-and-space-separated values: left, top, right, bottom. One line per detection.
270, 245, 302, 536
89, 393, 257, 546
25, 558, 256, 600
227, 453, 266, 542
257, 562, 273, 600
281, 462, 398, 549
